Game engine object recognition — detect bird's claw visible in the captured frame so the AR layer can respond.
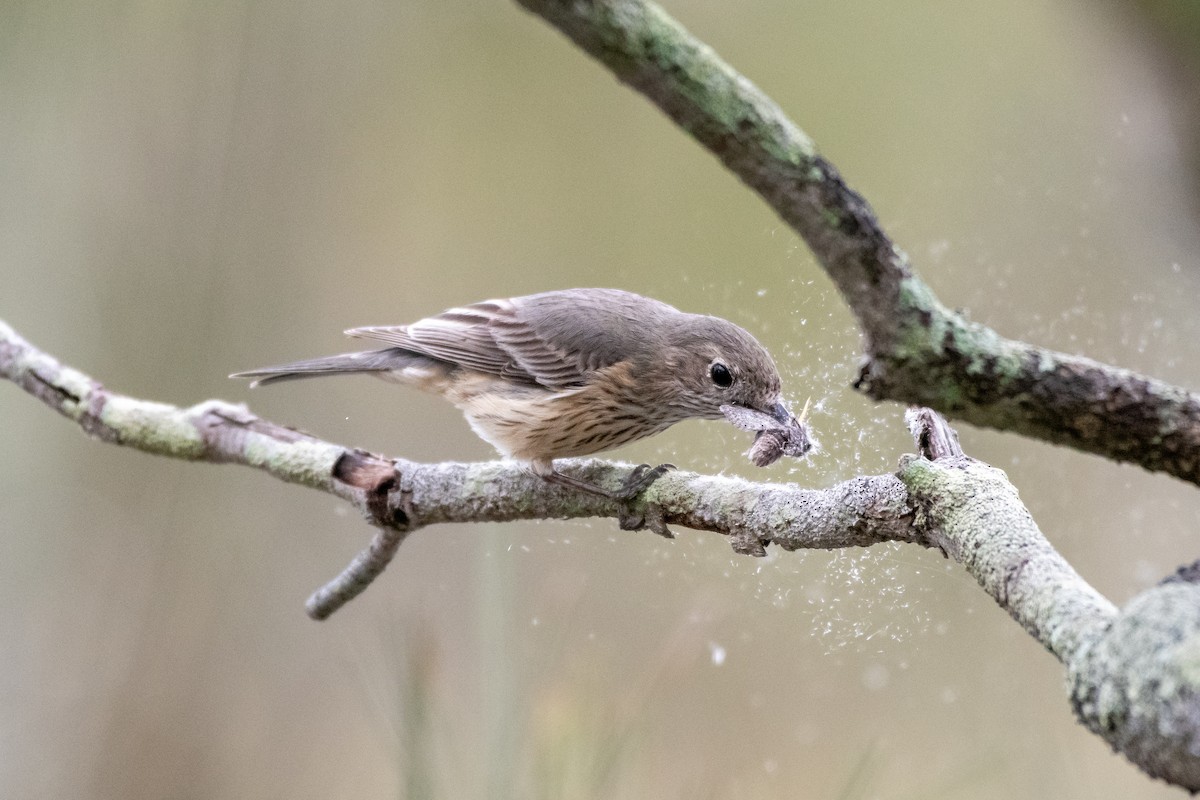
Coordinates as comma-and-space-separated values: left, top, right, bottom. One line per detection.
618, 502, 673, 539
541, 462, 675, 538
619, 465, 676, 542
615, 463, 675, 538
616, 462, 676, 501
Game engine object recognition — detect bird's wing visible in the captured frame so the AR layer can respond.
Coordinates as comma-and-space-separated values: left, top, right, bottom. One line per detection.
346, 300, 517, 377
346, 289, 676, 390
344, 297, 591, 389
499, 289, 678, 387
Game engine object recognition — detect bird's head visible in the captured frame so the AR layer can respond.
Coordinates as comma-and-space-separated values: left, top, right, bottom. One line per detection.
661, 315, 790, 425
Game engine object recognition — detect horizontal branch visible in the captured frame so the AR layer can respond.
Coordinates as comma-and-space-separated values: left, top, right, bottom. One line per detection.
515, 0, 1200, 487
6, 315, 1200, 785
0, 317, 919, 613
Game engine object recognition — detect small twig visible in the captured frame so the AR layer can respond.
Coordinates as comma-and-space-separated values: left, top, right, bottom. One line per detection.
306, 526, 411, 620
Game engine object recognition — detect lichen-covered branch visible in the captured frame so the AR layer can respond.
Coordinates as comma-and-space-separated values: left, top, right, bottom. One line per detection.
900, 410, 1116, 665
6, 318, 1200, 785
900, 454, 1117, 664
1068, 568, 1200, 790
0, 318, 919, 618
900, 447, 1200, 789
515, 0, 1200, 488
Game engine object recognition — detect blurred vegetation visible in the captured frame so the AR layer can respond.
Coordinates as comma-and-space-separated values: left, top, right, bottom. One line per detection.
3, 1, 1200, 798
1122, 0, 1200, 209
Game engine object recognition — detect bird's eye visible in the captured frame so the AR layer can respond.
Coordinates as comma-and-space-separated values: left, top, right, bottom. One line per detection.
710, 362, 733, 388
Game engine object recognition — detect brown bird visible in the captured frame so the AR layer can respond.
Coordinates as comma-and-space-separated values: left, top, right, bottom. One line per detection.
231, 288, 792, 500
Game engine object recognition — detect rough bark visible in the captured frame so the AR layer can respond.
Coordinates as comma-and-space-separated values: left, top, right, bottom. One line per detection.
0, 318, 919, 618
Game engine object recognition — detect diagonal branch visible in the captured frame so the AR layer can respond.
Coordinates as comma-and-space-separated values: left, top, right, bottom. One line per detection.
898, 425, 1200, 790
515, 0, 1200, 488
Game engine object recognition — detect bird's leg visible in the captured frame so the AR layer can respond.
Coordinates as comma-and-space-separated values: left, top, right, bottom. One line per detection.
539, 463, 676, 538
541, 462, 675, 501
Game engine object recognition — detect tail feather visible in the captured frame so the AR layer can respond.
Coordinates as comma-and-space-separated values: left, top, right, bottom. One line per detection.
230, 347, 429, 387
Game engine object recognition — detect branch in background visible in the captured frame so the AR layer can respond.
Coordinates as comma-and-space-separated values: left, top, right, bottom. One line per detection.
514, 0, 1200, 488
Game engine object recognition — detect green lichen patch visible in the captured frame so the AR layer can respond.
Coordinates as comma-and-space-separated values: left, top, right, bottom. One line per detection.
242, 437, 341, 490
100, 396, 206, 459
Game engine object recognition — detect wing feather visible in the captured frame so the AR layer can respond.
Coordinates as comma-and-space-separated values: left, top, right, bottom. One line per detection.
346, 301, 509, 375
346, 289, 677, 390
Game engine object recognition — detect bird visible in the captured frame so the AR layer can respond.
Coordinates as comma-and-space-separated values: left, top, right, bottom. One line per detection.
231, 288, 792, 500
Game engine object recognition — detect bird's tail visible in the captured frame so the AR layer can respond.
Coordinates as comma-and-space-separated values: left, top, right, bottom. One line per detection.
230, 347, 432, 387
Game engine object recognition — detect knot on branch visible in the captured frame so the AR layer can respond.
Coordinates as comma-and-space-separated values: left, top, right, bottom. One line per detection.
332, 449, 409, 528
308, 452, 411, 621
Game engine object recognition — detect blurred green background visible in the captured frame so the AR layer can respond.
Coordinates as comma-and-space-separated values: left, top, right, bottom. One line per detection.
4, 1, 1200, 797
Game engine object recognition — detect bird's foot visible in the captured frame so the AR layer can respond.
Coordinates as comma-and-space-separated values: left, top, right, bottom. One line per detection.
541, 463, 676, 539
541, 462, 674, 502
613, 463, 675, 539
618, 501, 672, 539
614, 462, 675, 501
